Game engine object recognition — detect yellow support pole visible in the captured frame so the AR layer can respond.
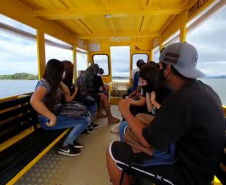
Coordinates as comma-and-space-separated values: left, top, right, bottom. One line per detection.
87, 43, 92, 67
180, 24, 187, 42
73, 43, 77, 83
37, 30, 46, 79
159, 36, 164, 51
149, 49, 154, 61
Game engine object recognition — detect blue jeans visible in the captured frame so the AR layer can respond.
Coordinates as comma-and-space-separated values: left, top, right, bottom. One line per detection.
119, 121, 129, 141
86, 103, 97, 119
39, 115, 90, 146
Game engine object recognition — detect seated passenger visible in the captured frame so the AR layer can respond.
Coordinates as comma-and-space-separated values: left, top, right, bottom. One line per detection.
119, 64, 174, 143
111, 63, 158, 133
139, 61, 173, 115
123, 59, 145, 98
30, 59, 90, 157
62, 60, 98, 131
128, 62, 159, 116
78, 64, 120, 123
106, 42, 225, 185
96, 68, 109, 97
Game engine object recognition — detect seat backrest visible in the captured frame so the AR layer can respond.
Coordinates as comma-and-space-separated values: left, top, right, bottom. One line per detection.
135, 143, 177, 167
0, 95, 38, 144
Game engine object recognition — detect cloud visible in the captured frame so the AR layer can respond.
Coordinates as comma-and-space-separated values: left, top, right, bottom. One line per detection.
45, 45, 73, 62
0, 14, 36, 34
1, 5, 226, 77
0, 61, 38, 75
187, 6, 226, 63
0, 31, 74, 75
197, 61, 226, 76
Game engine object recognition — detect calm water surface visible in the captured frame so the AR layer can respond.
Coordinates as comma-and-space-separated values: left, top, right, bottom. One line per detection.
0, 79, 226, 105
0, 80, 38, 99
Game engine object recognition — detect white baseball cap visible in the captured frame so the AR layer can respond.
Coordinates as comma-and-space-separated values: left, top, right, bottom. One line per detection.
159, 42, 205, 78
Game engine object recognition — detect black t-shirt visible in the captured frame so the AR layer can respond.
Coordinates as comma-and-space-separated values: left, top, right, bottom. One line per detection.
142, 87, 146, 97
155, 84, 173, 104
142, 79, 225, 185
93, 75, 104, 93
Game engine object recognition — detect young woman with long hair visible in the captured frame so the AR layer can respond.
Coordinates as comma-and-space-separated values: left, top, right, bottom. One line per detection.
30, 59, 90, 157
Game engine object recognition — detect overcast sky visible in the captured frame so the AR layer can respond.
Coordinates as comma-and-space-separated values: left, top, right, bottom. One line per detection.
0, 5, 226, 77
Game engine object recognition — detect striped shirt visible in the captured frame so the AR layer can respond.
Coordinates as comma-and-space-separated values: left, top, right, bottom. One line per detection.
35, 79, 61, 113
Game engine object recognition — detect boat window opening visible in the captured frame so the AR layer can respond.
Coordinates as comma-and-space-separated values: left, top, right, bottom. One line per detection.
186, 0, 226, 39
153, 46, 160, 63
111, 46, 130, 82
0, 14, 36, 35
77, 51, 88, 75
44, 34, 72, 50
0, 15, 37, 42
0, 31, 38, 100
163, 30, 180, 47
187, 0, 221, 28
93, 54, 109, 76
187, 5, 226, 105
45, 44, 73, 63
44, 33, 73, 50
132, 54, 148, 70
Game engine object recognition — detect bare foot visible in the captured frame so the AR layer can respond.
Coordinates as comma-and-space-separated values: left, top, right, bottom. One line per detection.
97, 113, 107, 118
108, 117, 120, 123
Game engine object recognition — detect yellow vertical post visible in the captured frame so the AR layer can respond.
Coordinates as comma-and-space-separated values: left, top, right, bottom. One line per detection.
37, 30, 46, 79
87, 43, 92, 67
72, 43, 77, 83
180, 24, 187, 42
159, 36, 163, 51
149, 49, 154, 61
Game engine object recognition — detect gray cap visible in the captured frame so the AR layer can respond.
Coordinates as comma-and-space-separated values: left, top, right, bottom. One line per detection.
159, 42, 205, 78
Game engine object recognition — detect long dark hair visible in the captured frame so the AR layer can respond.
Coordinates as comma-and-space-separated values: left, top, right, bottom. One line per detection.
43, 59, 64, 111
139, 63, 158, 91
62, 60, 74, 81
86, 64, 99, 75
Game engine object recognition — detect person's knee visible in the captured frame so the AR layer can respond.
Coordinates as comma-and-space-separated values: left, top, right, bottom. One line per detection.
103, 94, 108, 102
100, 93, 105, 101
135, 113, 142, 118
85, 116, 91, 126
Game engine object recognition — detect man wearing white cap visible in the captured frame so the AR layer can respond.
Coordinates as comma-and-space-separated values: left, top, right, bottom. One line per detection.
106, 42, 225, 185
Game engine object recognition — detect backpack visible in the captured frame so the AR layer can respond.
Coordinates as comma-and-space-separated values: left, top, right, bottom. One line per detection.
59, 101, 88, 118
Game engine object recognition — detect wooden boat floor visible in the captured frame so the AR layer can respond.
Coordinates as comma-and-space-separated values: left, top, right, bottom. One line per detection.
16, 105, 121, 185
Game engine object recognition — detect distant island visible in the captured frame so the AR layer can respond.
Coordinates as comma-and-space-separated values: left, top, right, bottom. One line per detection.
0, 73, 38, 80
202, 75, 226, 79
113, 75, 226, 79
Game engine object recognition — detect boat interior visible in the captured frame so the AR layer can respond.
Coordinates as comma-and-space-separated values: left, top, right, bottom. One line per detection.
0, 0, 226, 184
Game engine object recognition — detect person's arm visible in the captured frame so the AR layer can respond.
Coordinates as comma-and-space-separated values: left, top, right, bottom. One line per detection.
146, 92, 152, 112
60, 81, 78, 102
151, 91, 161, 110
129, 96, 146, 106
30, 87, 56, 127
129, 85, 141, 97
118, 97, 151, 147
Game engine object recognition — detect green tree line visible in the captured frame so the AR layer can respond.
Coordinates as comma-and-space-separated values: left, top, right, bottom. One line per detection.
0, 73, 38, 80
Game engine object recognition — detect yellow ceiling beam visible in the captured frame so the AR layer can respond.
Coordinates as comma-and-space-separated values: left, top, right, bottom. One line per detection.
76, 19, 95, 35
34, 6, 184, 20
78, 31, 160, 39
100, 0, 110, 12
0, 0, 76, 44
161, 0, 216, 43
